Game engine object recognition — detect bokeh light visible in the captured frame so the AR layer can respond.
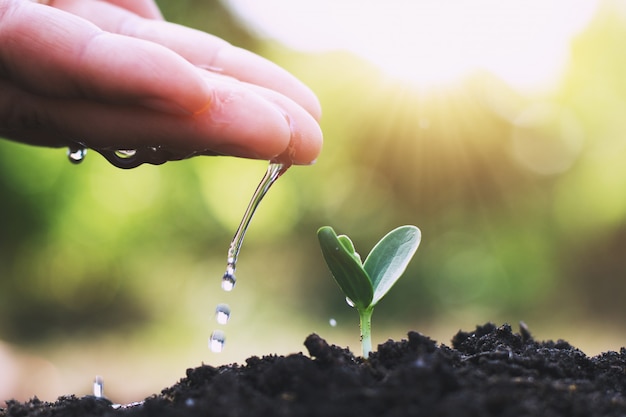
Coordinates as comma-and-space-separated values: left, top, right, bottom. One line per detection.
227, 0, 598, 89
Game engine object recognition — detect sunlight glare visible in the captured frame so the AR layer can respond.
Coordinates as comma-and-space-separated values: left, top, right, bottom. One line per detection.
226, 0, 599, 90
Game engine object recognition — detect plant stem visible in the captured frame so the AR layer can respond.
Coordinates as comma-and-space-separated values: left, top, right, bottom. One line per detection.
359, 307, 374, 358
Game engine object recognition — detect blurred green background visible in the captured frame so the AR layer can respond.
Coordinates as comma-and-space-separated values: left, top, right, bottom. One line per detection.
2, 0, 626, 403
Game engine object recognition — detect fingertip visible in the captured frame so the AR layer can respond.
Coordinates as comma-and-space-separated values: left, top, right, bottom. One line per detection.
217, 46, 323, 121
193, 85, 292, 160
302, 123, 324, 165
304, 90, 322, 122
283, 113, 323, 166
294, 126, 324, 166
301, 86, 323, 122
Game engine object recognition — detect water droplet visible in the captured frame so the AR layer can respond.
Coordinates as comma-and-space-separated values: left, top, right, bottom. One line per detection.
215, 303, 231, 325
209, 330, 226, 352
111, 401, 144, 410
114, 149, 137, 159
221, 267, 236, 292
329, 318, 337, 327
93, 376, 104, 398
67, 146, 87, 164
345, 297, 355, 308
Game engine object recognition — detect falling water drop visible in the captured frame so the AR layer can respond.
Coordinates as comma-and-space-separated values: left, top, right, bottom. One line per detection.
221, 263, 236, 292
329, 318, 338, 327
67, 146, 87, 164
93, 376, 104, 398
209, 330, 226, 353
215, 304, 231, 325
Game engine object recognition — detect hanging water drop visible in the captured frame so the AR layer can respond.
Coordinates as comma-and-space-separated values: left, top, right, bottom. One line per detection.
345, 297, 356, 308
114, 149, 137, 159
67, 146, 87, 164
209, 330, 226, 353
215, 303, 231, 325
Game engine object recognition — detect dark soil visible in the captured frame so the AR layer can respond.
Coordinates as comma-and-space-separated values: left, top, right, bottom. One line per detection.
3, 323, 626, 417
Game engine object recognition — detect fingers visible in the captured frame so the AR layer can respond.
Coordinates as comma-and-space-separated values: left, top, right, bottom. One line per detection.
225, 77, 322, 165
49, 0, 322, 121
0, 0, 323, 165
0, 74, 323, 164
200, 45, 323, 122
99, 0, 163, 20
0, 1, 212, 114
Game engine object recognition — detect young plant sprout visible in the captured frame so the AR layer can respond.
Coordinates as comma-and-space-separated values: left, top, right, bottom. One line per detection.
317, 225, 421, 358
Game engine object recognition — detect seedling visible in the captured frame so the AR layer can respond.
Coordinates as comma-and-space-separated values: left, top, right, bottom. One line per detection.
317, 225, 421, 357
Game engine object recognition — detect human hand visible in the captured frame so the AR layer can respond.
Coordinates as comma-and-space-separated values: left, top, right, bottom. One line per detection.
0, 0, 322, 166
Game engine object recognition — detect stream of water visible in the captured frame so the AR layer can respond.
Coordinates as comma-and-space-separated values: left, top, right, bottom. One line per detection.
209, 162, 290, 352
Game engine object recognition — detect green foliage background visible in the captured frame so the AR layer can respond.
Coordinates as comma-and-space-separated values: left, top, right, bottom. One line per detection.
2, 0, 626, 399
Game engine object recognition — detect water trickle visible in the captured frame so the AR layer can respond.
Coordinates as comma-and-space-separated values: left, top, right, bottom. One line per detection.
209, 330, 226, 353
67, 145, 87, 164
221, 162, 289, 288
210, 162, 290, 354
215, 303, 231, 325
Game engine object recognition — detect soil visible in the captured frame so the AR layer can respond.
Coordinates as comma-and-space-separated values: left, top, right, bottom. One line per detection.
2, 322, 626, 417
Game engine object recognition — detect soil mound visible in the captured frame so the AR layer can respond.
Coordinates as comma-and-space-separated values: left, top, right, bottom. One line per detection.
3, 323, 626, 417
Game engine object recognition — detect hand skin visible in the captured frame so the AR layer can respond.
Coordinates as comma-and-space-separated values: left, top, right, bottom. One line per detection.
0, 0, 322, 166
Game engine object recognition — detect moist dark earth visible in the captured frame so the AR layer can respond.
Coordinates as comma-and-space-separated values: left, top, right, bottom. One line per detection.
3, 323, 626, 417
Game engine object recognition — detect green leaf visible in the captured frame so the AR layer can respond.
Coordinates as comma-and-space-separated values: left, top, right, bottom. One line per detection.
337, 234, 362, 264
364, 225, 421, 306
317, 226, 373, 309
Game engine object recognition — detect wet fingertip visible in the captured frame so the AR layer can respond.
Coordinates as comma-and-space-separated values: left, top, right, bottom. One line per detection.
290, 117, 324, 166
302, 158, 318, 166
200, 92, 292, 160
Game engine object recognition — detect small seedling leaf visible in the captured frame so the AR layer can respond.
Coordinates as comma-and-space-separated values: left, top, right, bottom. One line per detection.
318, 226, 373, 309
338, 234, 362, 264
364, 225, 421, 305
